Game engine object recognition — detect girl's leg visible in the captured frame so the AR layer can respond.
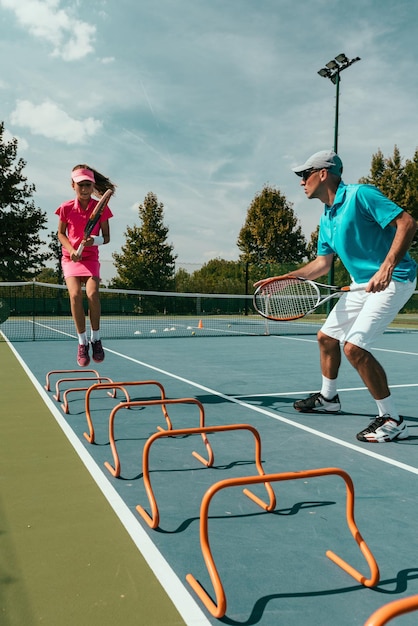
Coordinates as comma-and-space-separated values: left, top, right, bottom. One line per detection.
65, 276, 86, 334
85, 276, 101, 332
85, 276, 105, 363
65, 276, 90, 366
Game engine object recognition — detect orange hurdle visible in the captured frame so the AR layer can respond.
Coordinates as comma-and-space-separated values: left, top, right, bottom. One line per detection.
84, 380, 169, 444
104, 397, 207, 478
45, 369, 100, 391
135, 423, 275, 529
52, 376, 115, 404
364, 594, 418, 625
186, 467, 380, 618
59, 377, 116, 413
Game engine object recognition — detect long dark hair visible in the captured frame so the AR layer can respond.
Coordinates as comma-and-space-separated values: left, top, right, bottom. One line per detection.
72, 164, 116, 197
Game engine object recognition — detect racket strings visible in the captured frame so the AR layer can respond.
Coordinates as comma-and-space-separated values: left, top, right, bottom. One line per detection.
255, 279, 319, 321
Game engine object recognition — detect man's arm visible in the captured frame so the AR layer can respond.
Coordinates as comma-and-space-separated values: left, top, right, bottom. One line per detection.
254, 253, 334, 288
367, 211, 417, 292
288, 253, 335, 281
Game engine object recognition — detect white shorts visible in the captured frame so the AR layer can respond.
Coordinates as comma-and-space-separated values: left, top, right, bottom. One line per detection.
321, 279, 417, 350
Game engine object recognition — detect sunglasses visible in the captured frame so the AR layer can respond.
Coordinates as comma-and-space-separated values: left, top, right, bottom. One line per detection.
301, 169, 320, 182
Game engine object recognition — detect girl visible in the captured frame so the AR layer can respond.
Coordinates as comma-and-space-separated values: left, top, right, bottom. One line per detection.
56, 165, 115, 367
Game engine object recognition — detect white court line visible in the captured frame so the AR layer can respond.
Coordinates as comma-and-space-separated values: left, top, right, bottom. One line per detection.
268, 333, 418, 356
235, 383, 418, 399
7, 338, 418, 626
102, 346, 418, 477
5, 340, 212, 626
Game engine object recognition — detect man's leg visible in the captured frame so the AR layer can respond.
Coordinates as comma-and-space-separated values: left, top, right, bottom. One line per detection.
343, 342, 389, 400
318, 331, 341, 379
344, 342, 409, 442
293, 331, 342, 413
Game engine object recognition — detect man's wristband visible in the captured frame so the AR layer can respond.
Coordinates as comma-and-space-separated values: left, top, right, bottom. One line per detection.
92, 235, 104, 246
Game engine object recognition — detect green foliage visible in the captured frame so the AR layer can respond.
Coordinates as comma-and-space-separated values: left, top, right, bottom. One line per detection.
332, 258, 350, 286
110, 191, 176, 290
306, 226, 319, 261
359, 146, 418, 226
174, 259, 312, 295
35, 267, 59, 284
175, 259, 247, 294
0, 122, 48, 280
237, 184, 307, 265
45, 230, 64, 283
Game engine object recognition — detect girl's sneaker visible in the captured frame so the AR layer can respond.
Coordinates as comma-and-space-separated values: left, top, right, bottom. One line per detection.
77, 343, 90, 367
91, 340, 105, 363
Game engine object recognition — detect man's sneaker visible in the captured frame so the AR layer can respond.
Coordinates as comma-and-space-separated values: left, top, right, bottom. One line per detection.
91, 339, 105, 363
294, 392, 341, 413
356, 415, 409, 443
77, 343, 90, 367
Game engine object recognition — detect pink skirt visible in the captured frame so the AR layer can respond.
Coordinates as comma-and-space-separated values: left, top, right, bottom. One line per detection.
62, 256, 101, 279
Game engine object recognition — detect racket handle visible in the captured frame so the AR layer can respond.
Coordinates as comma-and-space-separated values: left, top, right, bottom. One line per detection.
76, 243, 84, 257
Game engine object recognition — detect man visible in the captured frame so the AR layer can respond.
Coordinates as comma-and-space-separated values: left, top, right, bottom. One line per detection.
283, 150, 415, 442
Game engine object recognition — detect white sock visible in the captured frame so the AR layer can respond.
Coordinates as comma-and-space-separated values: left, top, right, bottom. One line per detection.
375, 396, 400, 422
77, 332, 88, 345
320, 376, 338, 400
91, 329, 100, 342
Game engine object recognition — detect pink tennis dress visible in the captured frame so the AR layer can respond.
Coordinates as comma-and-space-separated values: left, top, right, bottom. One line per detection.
55, 197, 113, 279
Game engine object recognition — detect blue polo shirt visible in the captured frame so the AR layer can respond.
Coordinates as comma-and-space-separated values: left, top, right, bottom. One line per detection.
317, 182, 417, 283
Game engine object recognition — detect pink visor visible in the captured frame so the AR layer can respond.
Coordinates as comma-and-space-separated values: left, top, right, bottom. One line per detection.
71, 168, 95, 184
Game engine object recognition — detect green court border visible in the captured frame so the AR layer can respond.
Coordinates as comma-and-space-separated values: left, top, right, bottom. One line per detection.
0, 341, 186, 626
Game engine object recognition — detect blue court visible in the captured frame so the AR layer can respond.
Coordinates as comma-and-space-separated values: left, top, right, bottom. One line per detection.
6, 328, 418, 625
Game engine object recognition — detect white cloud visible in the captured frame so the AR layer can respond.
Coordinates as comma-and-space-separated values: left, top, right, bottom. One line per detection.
2, 0, 418, 280
10, 100, 102, 144
0, 0, 95, 60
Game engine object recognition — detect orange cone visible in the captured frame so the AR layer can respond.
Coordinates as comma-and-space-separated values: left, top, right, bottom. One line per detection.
198, 319, 203, 329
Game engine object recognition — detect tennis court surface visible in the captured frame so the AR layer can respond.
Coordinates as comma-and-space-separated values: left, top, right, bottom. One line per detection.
2, 322, 418, 625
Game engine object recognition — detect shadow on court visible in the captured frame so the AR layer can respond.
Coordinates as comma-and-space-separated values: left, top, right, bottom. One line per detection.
4, 332, 418, 626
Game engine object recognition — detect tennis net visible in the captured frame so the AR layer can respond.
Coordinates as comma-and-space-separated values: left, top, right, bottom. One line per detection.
0, 282, 417, 342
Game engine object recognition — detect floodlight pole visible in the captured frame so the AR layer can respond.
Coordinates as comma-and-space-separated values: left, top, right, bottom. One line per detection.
317, 54, 360, 301
333, 71, 340, 153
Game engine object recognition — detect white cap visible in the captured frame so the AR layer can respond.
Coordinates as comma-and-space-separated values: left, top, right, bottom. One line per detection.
292, 150, 343, 176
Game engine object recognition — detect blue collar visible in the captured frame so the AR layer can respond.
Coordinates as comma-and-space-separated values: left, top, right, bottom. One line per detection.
325, 180, 346, 213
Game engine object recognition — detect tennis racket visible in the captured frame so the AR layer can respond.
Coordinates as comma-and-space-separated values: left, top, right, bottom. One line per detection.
76, 188, 113, 257
0, 298, 10, 324
253, 276, 365, 321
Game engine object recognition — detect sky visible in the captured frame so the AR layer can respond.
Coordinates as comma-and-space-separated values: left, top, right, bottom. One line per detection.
1, 0, 417, 284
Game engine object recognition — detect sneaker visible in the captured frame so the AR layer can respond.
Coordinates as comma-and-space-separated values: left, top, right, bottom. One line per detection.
294, 392, 341, 413
77, 343, 90, 367
91, 339, 105, 363
356, 415, 409, 443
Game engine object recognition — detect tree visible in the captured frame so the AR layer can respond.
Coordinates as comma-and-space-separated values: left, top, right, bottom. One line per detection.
0, 122, 49, 280
111, 191, 176, 290
359, 146, 418, 225
359, 146, 418, 253
177, 259, 247, 294
35, 267, 59, 283
306, 226, 319, 261
46, 230, 64, 283
237, 184, 307, 266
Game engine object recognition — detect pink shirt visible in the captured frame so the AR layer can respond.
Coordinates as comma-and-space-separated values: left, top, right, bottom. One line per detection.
55, 197, 113, 261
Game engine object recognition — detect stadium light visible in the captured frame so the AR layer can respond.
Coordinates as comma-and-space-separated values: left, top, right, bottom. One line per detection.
317, 53, 361, 293
317, 53, 361, 152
